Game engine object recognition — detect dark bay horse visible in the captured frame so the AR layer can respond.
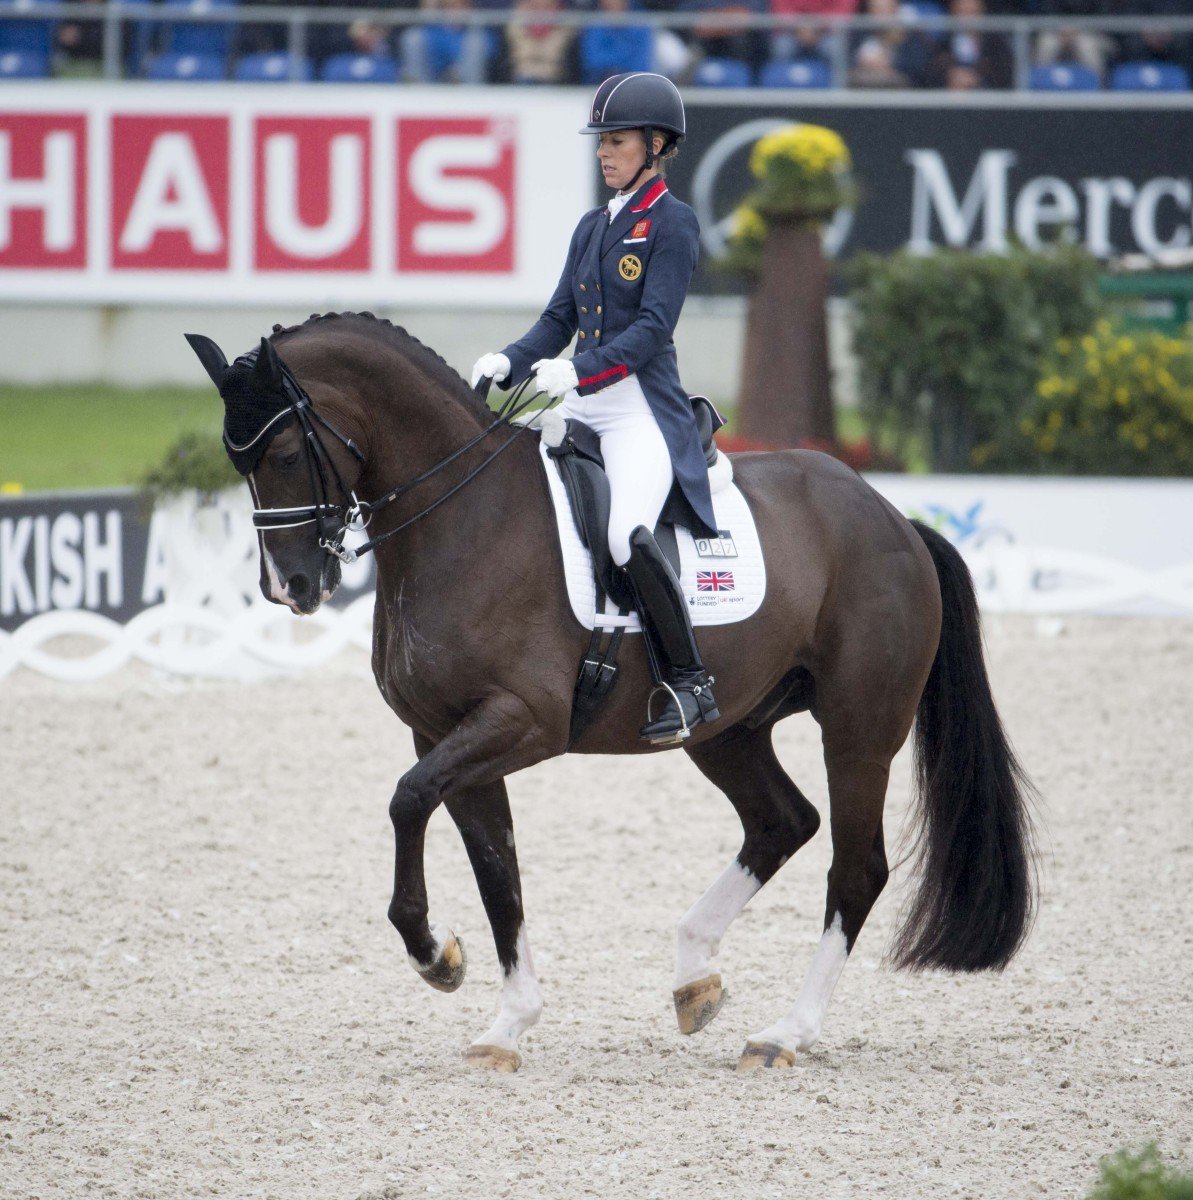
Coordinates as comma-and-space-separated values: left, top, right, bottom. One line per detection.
186, 312, 1036, 1074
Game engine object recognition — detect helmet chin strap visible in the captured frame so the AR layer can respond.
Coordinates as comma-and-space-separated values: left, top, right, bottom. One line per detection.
619, 125, 657, 194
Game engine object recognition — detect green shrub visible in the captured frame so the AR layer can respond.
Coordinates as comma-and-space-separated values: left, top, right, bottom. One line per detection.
975, 321, 1193, 475
849, 243, 1103, 471
1087, 1144, 1193, 1200
138, 430, 239, 505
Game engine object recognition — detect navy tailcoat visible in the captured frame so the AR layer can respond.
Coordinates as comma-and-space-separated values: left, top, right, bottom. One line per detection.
502, 176, 718, 540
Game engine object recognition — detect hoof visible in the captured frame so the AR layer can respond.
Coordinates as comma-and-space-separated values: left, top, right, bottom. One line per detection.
417, 932, 466, 993
463, 1044, 521, 1073
736, 1040, 796, 1073
673, 974, 727, 1035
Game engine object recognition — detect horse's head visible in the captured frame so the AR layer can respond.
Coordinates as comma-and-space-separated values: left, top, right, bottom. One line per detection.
185, 332, 365, 615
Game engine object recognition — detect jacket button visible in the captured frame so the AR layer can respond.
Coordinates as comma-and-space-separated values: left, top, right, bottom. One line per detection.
594, 329, 601, 338
580, 307, 588, 314
579, 283, 587, 292
596, 284, 602, 292
578, 331, 586, 339
596, 306, 602, 314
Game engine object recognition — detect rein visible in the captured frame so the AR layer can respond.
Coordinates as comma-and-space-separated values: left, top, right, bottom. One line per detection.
249, 369, 552, 564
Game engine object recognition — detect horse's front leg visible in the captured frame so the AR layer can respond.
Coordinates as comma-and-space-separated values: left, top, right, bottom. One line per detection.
444, 782, 542, 1073
386, 694, 553, 1016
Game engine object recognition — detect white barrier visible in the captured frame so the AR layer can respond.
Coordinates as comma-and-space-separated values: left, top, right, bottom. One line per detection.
3, 475, 1192, 682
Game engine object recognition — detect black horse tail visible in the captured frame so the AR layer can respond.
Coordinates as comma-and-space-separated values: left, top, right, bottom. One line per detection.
890, 520, 1038, 973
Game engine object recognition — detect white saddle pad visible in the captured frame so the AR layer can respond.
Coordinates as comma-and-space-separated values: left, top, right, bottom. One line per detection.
538, 438, 766, 633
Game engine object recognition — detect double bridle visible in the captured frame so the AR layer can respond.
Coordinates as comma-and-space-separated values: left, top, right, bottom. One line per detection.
242, 365, 550, 565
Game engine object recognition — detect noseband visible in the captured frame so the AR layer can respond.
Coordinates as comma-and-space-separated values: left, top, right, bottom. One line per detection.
247, 366, 549, 565
236, 361, 368, 563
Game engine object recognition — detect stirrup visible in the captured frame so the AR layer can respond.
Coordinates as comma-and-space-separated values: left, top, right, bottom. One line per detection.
640, 676, 718, 746
644, 682, 691, 745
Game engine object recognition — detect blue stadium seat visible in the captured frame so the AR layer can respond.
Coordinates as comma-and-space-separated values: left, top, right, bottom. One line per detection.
900, 0, 943, 14
319, 53, 399, 83
235, 51, 312, 81
0, 48, 48, 77
146, 51, 225, 79
0, 0, 56, 57
1029, 64, 1101, 91
759, 59, 832, 88
1110, 62, 1190, 92
162, 0, 237, 59
691, 57, 752, 87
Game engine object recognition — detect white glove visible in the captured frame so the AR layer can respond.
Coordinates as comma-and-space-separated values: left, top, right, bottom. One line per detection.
470, 351, 510, 388
532, 357, 579, 399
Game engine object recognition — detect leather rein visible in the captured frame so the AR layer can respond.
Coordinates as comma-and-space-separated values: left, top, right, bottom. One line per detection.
247, 368, 551, 565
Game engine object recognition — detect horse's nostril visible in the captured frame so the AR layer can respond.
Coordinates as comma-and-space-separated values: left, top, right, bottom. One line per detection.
288, 573, 311, 601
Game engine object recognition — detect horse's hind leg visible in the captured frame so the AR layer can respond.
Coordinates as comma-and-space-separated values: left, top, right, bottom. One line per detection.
444, 782, 543, 1073
736, 639, 923, 1071
677, 722, 822, 1034
737, 753, 891, 1072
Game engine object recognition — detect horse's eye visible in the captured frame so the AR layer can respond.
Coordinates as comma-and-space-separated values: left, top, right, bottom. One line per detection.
277, 450, 301, 470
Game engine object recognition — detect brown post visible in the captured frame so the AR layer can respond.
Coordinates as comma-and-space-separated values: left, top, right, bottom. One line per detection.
734, 221, 836, 449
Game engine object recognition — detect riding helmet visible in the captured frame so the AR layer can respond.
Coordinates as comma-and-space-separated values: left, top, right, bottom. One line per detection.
580, 72, 686, 141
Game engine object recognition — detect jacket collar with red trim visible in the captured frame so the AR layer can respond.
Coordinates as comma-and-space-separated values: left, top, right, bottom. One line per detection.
601, 175, 669, 217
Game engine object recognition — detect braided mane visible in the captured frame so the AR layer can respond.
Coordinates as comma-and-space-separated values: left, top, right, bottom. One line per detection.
268, 311, 492, 422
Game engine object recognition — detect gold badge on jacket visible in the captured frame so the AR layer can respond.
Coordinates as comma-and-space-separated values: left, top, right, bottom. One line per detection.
618, 254, 642, 281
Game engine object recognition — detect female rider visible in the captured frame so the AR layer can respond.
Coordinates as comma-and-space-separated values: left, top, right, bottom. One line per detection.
470, 72, 721, 744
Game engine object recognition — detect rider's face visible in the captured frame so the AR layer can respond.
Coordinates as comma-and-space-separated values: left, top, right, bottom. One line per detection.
597, 130, 652, 192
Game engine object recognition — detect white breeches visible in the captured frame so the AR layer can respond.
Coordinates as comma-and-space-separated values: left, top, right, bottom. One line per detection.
558, 374, 674, 566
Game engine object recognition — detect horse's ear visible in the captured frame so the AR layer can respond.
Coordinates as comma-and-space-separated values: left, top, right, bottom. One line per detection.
251, 336, 283, 389
184, 333, 229, 387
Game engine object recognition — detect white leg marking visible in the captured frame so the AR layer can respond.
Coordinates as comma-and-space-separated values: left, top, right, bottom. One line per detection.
472, 925, 543, 1054
749, 912, 850, 1053
675, 860, 761, 989
406, 921, 452, 972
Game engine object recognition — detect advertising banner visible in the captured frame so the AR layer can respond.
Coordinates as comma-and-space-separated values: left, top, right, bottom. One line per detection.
671, 94, 1193, 295
0, 84, 589, 306
0, 488, 374, 633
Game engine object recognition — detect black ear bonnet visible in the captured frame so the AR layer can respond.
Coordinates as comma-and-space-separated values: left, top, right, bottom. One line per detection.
185, 333, 307, 476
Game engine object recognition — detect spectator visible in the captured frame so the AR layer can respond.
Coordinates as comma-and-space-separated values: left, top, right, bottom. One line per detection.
402, 0, 495, 82
769, 0, 855, 65
579, 0, 653, 83
848, 0, 932, 87
925, 0, 1012, 89
1034, 23, 1113, 77
55, 0, 104, 77
494, 0, 578, 83
681, 0, 769, 76
312, 0, 411, 65
1114, 1, 1193, 79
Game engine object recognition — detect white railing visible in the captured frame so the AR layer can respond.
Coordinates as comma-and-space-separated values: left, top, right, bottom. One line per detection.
3, 525, 1190, 682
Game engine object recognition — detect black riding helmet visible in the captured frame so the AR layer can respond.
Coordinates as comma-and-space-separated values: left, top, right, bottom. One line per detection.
580, 72, 686, 191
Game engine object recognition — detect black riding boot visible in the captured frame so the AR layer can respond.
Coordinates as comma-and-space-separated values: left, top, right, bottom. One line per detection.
623, 524, 720, 745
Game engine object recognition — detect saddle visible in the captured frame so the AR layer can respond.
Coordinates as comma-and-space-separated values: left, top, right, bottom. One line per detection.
545, 396, 724, 612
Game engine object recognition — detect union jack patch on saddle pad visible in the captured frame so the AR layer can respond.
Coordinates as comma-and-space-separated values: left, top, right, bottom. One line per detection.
697, 571, 735, 592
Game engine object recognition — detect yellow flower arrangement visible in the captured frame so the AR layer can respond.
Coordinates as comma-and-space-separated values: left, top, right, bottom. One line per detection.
1001, 322, 1193, 475
749, 124, 851, 181
747, 123, 854, 222
718, 123, 854, 276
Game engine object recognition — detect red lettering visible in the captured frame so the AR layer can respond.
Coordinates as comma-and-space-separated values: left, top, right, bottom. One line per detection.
0, 114, 87, 269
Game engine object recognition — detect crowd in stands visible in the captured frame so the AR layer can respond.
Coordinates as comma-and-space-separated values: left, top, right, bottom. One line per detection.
1, 0, 1191, 89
